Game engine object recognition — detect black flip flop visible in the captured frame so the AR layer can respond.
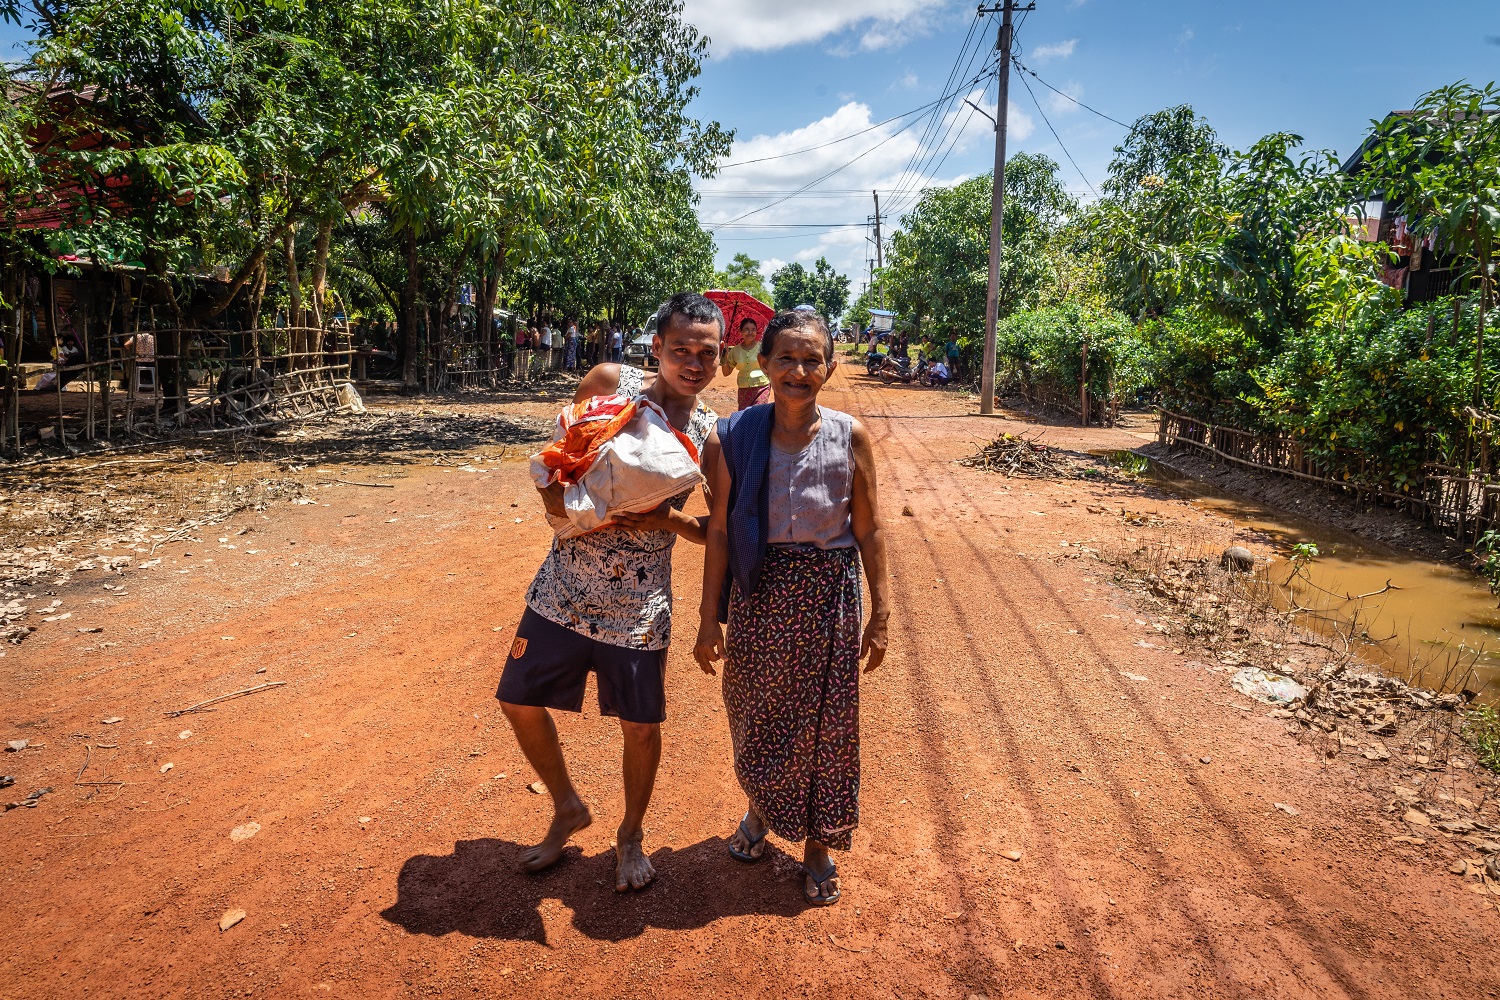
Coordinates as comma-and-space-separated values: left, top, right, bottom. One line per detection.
802, 862, 841, 906
727, 813, 768, 863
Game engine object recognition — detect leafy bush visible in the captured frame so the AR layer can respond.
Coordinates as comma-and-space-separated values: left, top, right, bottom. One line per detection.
995, 304, 1149, 414
1462, 703, 1500, 774
1249, 298, 1482, 490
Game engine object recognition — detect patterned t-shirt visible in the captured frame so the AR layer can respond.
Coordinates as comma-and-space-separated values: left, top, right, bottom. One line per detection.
524, 366, 717, 649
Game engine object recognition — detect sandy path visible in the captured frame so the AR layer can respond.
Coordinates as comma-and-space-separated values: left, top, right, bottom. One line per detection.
1, 369, 1494, 999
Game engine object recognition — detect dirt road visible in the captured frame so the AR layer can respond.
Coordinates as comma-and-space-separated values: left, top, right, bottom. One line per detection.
3, 370, 1495, 999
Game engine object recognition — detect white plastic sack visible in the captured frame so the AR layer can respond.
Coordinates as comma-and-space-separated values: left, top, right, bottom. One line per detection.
1230, 667, 1308, 704
547, 400, 704, 538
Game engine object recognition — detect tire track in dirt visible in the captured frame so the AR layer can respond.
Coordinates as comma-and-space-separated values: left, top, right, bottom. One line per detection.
845, 374, 1381, 998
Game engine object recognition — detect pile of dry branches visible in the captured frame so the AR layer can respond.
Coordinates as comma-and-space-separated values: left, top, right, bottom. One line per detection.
958, 433, 1075, 477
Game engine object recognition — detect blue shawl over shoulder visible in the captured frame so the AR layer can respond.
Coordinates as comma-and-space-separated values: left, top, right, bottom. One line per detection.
715, 402, 775, 623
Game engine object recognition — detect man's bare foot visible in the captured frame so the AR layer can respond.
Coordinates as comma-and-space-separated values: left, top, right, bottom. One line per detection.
614, 830, 655, 892
521, 797, 592, 873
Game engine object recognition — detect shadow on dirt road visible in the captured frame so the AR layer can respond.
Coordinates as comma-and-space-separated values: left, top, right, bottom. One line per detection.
382, 836, 803, 943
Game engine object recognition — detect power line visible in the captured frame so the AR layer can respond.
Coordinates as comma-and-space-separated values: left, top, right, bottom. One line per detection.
1013, 59, 1133, 130
1018, 68, 1096, 197
880, 12, 986, 212
712, 228, 859, 242
706, 62, 997, 232
884, 51, 998, 218
713, 223, 867, 228
714, 75, 977, 170
884, 37, 998, 217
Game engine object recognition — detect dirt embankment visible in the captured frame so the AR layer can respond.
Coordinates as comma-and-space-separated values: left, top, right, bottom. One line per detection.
1, 374, 1496, 1000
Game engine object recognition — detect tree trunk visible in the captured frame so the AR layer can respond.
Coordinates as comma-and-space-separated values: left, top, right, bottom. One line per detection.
309, 216, 333, 330
283, 227, 304, 365
401, 228, 420, 393
248, 259, 267, 335
481, 248, 503, 382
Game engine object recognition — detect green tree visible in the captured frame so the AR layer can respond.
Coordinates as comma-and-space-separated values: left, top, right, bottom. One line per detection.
770, 261, 813, 311
713, 252, 771, 302
811, 256, 850, 324
883, 152, 1073, 354
1090, 105, 1224, 319
1368, 82, 1500, 405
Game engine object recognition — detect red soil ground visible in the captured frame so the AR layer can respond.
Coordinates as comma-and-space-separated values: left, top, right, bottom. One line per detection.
2, 368, 1496, 999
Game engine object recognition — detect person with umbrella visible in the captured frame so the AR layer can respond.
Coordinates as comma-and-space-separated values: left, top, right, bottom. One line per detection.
720, 317, 771, 411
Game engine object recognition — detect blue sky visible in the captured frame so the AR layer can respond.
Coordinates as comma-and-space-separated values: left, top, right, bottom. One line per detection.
5, 2, 1497, 294
684, 0, 1500, 290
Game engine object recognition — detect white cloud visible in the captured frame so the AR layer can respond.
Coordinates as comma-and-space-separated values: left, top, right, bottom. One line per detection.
1031, 38, 1077, 63
682, 0, 948, 56
761, 257, 786, 278
895, 70, 920, 90
1176, 26, 1195, 49
698, 96, 1033, 285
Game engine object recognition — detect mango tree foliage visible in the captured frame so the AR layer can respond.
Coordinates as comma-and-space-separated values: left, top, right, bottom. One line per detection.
713, 252, 771, 303
882, 152, 1073, 357
1090, 105, 1224, 319
1368, 82, 1500, 405
769, 258, 850, 321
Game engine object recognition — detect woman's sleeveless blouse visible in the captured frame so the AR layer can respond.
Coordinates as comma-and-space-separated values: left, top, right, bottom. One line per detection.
766, 406, 856, 549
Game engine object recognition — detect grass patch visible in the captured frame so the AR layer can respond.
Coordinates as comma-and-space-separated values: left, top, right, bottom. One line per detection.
1462, 703, 1500, 773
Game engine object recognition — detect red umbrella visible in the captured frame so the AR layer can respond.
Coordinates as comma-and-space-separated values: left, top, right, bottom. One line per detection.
705, 289, 775, 347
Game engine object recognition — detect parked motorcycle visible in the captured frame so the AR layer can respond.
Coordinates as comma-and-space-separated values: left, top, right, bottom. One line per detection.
877, 354, 929, 384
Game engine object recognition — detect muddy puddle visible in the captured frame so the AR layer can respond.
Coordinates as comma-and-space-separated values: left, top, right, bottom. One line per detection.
1101, 451, 1499, 698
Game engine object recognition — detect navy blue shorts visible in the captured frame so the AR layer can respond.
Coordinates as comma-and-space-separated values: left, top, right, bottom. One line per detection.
496, 608, 668, 724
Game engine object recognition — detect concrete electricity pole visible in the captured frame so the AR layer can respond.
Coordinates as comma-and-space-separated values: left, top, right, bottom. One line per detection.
872, 190, 883, 270
979, 0, 1032, 415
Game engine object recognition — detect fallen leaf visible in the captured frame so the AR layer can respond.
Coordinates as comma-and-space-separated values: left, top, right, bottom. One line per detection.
159, 763, 173, 774
1274, 802, 1300, 817
101, 717, 122, 725
178, 730, 192, 740
1000, 849, 1022, 861
229, 822, 260, 842
901, 506, 914, 517
219, 908, 246, 932
527, 781, 546, 794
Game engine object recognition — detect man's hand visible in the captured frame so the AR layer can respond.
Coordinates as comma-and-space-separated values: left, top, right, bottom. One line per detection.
609, 501, 679, 533
693, 618, 724, 676
537, 480, 566, 519
859, 614, 888, 673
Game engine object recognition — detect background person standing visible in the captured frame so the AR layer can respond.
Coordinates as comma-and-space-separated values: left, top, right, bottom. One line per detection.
720, 317, 771, 410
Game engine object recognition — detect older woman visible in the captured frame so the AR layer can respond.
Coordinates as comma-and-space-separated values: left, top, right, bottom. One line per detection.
694, 309, 890, 906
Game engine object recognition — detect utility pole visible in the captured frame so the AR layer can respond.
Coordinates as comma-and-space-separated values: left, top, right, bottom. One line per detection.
978, 0, 1032, 415
872, 190, 883, 270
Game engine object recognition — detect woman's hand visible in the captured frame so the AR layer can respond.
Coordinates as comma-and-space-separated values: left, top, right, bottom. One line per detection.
610, 501, 679, 533
536, 480, 566, 518
693, 618, 724, 676
859, 613, 888, 673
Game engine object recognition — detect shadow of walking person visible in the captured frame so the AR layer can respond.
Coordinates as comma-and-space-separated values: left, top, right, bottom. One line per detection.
380, 836, 805, 944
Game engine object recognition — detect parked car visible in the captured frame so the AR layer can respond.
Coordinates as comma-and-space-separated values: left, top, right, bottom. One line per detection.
623, 325, 657, 370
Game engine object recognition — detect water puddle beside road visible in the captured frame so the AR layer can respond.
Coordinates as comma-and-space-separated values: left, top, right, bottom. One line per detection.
1098, 451, 1498, 698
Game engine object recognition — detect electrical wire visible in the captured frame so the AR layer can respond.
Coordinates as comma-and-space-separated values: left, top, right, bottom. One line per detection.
705, 61, 996, 232
1013, 58, 1133, 130
882, 47, 999, 217
714, 88, 977, 170
878, 12, 987, 214
1018, 69, 1096, 197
